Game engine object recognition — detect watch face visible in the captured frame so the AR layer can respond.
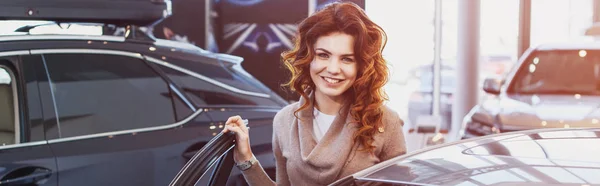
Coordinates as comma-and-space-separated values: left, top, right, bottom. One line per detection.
237, 157, 257, 171
237, 161, 252, 170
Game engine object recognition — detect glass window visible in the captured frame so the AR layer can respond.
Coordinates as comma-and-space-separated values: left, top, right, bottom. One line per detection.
172, 91, 195, 121
511, 50, 600, 95
20, 55, 47, 142
43, 54, 176, 138
157, 62, 284, 107
166, 58, 273, 94
0, 65, 18, 145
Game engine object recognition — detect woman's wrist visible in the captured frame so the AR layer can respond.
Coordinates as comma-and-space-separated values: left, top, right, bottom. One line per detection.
235, 151, 255, 163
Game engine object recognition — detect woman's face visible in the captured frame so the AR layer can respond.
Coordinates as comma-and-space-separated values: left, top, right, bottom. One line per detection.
310, 32, 358, 100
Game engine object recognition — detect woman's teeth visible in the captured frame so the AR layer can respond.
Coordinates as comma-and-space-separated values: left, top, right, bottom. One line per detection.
324, 77, 341, 84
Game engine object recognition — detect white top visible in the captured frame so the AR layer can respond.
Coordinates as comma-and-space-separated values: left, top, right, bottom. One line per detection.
313, 108, 336, 142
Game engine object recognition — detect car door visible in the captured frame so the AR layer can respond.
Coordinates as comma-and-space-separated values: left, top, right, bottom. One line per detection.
0, 53, 58, 186
152, 56, 283, 185
169, 131, 236, 186
33, 49, 214, 186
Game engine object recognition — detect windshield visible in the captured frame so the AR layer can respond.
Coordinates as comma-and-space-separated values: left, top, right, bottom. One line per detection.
510, 49, 600, 95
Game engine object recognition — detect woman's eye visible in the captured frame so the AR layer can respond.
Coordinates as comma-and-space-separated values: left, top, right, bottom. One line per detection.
343, 57, 355, 62
317, 53, 329, 59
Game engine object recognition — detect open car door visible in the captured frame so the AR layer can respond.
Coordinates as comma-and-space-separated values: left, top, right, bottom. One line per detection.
170, 132, 236, 186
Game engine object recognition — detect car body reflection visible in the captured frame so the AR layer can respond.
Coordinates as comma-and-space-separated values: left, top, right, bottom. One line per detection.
333, 128, 600, 186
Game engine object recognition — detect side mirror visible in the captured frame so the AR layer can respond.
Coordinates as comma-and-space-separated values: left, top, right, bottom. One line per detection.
483, 78, 503, 95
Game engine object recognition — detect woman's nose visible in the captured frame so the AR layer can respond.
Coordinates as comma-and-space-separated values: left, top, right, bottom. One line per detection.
326, 60, 341, 74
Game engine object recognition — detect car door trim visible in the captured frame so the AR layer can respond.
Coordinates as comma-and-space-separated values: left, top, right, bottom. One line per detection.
47, 107, 205, 144
0, 141, 48, 150
0, 50, 30, 56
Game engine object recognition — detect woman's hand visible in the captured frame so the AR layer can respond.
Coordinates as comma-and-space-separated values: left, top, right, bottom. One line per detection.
222, 115, 253, 163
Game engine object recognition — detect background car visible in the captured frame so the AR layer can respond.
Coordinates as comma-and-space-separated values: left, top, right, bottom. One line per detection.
462, 42, 600, 139
330, 128, 600, 186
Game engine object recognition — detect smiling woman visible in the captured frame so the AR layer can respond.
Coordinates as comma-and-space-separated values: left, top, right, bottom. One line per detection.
281, 1, 394, 154
220, 2, 407, 185
310, 33, 358, 106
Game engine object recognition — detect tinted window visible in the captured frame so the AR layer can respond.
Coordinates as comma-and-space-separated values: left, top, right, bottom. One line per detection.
172, 88, 195, 121
20, 55, 46, 142
511, 50, 600, 95
159, 65, 282, 107
167, 58, 271, 94
43, 54, 176, 138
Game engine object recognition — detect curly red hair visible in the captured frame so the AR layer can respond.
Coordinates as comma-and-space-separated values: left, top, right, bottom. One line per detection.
282, 2, 389, 153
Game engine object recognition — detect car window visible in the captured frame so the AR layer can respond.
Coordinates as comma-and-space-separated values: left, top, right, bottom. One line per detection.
20, 55, 47, 142
0, 64, 18, 145
511, 50, 600, 95
42, 53, 176, 138
157, 62, 284, 107
166, 58, 271, 94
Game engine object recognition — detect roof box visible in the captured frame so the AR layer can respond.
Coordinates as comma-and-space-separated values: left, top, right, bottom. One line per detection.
0, 0, 172, 26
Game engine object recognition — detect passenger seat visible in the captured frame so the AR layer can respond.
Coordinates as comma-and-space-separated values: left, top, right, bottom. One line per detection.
0, 84, 15, 145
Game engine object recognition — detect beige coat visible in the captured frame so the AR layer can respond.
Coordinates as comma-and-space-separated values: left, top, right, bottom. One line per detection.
241, 93, 407, 186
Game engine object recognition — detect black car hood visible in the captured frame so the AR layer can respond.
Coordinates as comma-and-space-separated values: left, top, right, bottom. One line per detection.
356, 129, 600, 186
485, 94, 600, 130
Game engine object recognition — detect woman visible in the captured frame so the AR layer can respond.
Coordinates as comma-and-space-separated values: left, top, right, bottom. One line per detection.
222, 2, 407, 185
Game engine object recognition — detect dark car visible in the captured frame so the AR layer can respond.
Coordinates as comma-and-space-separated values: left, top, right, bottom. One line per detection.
174, 126, 600, 186
461, 42, 600, 139
0, 1, 285, 185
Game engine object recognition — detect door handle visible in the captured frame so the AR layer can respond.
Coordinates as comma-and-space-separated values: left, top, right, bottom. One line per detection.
0, 166, 52, 185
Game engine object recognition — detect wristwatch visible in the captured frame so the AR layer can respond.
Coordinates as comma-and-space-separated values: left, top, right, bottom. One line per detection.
235, 155, 258, 171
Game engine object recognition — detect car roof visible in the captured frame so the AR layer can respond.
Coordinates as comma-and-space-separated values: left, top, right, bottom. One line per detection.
341, 128, 600, 186
534, 41, 600, 51
0, 34, 207, 53
0, 34, 249, 67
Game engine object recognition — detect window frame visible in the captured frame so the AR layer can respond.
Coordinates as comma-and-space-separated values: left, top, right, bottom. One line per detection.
0, 64, 20, 145
0, 50, 50, 150
30, 49, 203, 143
